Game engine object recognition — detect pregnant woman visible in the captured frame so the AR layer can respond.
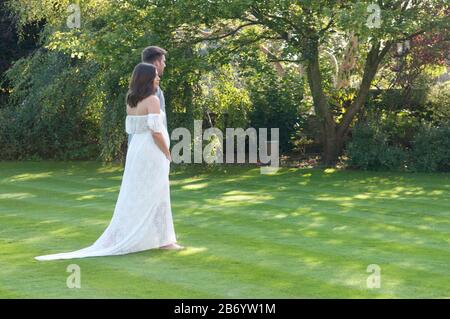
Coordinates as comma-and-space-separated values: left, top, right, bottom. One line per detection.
35, 63, 184, 261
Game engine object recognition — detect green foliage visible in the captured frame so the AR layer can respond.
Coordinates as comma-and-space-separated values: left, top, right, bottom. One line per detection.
347, 120, 408, 171
4, 0, 207, 162
366, 78, 449, 129
198, 64, 252, 130
347, 107, 450, 173
411, 125, 450, 172
3, 0, 448, 164
367, 88, 429, 112
426, 82, 450, 126
0, 50, 101, 160
248, 68, 306, 153
153, 0, 448, 165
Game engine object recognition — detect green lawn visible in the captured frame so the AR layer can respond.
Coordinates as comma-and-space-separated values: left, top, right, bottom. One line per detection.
0, 161, 449, 298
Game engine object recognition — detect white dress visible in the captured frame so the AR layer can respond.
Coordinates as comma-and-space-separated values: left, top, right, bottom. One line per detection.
35, 110, 177, 261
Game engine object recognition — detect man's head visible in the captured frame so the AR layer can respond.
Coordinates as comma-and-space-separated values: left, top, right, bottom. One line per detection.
141, 46, 167, 76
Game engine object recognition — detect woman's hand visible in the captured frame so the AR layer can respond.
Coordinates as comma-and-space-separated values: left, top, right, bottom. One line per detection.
165, 151, 172, 162
151, 131, 171, 162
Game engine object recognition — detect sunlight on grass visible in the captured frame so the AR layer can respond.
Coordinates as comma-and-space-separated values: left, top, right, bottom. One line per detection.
0, 192, 35, 199
0, 161, 449, 298
220, 191, 273, 203
8, 172, 53, 182
316, 195, 353, 201
177, 246, 208, 256
181, 183, 209, 190
84, 186, 119, 193
353, 194, 371, 199
76, 195, 101, 200
273, 213, 288, 219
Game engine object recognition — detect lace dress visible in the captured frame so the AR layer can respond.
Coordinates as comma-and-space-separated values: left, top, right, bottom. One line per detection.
35, 111, 177, 260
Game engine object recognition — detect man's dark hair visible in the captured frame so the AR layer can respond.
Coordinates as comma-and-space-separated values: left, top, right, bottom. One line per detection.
141, 46, 167, 63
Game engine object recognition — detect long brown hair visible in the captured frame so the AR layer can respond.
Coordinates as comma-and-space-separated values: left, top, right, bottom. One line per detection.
126, 63, 157, 108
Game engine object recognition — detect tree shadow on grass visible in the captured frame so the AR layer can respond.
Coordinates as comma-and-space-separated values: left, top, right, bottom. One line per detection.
1, 162, 449, 297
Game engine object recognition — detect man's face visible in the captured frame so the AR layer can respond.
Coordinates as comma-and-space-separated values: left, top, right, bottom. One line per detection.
154, 55, 166, 77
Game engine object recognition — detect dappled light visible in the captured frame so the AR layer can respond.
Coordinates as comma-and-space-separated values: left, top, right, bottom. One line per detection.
2, 162, 446, 297
0, 0, 448, 303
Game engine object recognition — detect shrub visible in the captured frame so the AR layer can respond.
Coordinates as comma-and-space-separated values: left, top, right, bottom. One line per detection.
347, 121, 408, 171
248, 69, 305, 154
0, 50, 101, 160
410, 125, 450, 172
426, 83, 450, 126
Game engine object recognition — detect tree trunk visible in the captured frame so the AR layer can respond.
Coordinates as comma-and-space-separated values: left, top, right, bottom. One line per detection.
306, 39, 391, 166
321, 123, 340, 166
337, 42, 388, 137
306, 38, 339, 166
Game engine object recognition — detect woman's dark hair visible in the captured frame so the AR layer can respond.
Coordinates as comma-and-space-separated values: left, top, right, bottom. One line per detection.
126, 63, 157, 108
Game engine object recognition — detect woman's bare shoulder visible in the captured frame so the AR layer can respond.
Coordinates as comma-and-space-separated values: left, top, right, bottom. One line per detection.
140, 95, 160, 114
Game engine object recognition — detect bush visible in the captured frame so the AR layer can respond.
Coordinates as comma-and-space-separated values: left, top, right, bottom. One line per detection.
347, 121, 408, 171
425, 83, 450, 126
197, 64, 252, 131
0, 50, 101, 160
248, 69, 305, 153
378, 146, 409, 171
411, 125, 450, 172
347, 115, 450, 172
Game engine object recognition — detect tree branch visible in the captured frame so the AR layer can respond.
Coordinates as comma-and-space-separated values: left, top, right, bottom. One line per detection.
267, 58, 303, 63
336, 41, 393, 136
199, 21, 260, 42
260, 45, 285, 76
395, 29, 426, 42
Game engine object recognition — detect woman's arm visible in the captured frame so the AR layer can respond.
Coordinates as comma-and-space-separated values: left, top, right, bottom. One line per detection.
152, 132, 171, 161
143, 95, 171, 161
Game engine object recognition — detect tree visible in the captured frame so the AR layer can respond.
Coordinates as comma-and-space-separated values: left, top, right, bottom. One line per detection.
0, 0, 43, 107
154, 0, 449, 165
386, 31, 450, 91
5, 0, 208, 161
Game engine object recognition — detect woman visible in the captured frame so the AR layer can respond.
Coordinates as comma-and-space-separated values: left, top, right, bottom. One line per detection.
35, 63, 183, 261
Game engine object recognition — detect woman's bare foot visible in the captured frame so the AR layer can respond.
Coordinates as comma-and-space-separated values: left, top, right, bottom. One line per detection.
159, 243, 184, 250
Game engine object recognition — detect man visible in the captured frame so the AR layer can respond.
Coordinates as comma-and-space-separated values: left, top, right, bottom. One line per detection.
128, 46, 167, 146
